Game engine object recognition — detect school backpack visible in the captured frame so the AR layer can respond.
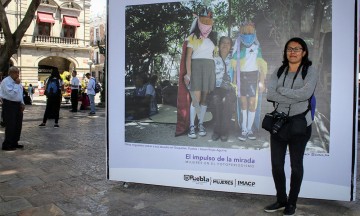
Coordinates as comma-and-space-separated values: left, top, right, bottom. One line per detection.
276, 65, 316, 120
94, 81, 101, 94
45, 78, 60, 97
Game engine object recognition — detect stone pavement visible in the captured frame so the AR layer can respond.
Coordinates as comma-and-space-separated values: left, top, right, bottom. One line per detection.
0, 96, 360, 215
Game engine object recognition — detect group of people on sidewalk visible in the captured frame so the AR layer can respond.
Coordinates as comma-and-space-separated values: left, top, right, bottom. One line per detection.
68, 70, 97, 115
0, 66, 98, 152
38, 70, 98, 128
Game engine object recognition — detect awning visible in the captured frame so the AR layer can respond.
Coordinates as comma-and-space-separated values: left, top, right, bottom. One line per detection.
37, 12, 55, 24
63, 16, 80, 27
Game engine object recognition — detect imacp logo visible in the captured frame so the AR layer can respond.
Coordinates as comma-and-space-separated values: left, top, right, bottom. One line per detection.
237, 180, 256, 187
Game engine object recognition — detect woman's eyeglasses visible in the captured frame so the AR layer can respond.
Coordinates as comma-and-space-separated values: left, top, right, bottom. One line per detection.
287, 47, 303, 53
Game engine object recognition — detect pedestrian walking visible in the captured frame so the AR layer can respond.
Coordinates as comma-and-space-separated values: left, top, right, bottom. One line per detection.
0, 66, 25, 151
86, 72, 96, 115
28, 84, 34, 103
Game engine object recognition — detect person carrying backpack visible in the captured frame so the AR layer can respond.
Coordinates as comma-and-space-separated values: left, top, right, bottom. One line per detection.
263, 37, 318, 216
85, 73, 96, 115
39, 68, 63, 128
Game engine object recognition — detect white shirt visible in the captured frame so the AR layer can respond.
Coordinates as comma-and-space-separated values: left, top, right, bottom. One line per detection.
145, 84, 157, 114
86, 77, 96, 95
71, 76, 80, 90
0, 76, 24, 104
187, 37, 215, 59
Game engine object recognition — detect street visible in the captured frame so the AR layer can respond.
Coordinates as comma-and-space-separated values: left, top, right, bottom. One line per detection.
0, 95, 360, 215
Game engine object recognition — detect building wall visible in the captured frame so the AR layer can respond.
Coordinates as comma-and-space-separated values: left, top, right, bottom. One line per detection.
89, 12, 106, 82
2, 0, 93, 87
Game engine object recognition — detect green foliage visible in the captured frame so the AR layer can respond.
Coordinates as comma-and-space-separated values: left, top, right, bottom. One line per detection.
0, 0, 42, 75
125, 2, 192, 86
125, 0, 332, 86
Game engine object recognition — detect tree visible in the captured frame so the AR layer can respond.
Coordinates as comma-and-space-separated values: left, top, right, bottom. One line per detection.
0, 0, 41, 75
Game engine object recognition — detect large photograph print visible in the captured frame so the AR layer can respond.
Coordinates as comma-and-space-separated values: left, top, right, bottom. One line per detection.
124, 1, 332, 153
108, 0, 357, 201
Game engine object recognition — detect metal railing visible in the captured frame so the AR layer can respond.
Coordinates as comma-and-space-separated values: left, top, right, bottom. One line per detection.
34, 35, 79, 45
0, 32, 89, 47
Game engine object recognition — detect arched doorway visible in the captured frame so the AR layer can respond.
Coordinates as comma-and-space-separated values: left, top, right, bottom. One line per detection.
38, 56, 73, 83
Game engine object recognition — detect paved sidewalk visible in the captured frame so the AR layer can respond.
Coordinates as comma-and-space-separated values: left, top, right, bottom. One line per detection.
0, 97, 360, 215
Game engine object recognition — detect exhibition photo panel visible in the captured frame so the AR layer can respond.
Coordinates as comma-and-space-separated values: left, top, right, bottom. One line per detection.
108, 0, 357, 201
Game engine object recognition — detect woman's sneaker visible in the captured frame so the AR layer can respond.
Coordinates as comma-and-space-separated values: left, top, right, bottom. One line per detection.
188, 125, 197, 139
238, 130, 248, 141
283, 204, 296, 216
264, 202, 286, 213
198, 123, 206, 136
247, 131, 256, 140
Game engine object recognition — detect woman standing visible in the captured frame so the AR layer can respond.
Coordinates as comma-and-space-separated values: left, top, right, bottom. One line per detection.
184, 8, 217, 139
210, 36, 236, 142
264, 37, 318, 216
39, 68, 63, 128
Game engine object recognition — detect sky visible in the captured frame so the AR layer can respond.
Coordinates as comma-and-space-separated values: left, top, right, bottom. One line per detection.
90, 0, 106, 16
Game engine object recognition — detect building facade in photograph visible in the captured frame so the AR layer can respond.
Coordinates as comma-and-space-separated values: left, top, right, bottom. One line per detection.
0, 0, 92, 88
89, 10, 106, 83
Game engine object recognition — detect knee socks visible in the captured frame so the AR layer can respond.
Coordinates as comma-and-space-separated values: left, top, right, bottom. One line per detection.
241, 110, 247, 131
199, 105, 207, 125
241, 110, 255, 132
190, 104, 196, 126
247, 111, 255, 132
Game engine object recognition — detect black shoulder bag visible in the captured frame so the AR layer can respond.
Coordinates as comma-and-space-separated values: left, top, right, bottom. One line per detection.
262, 67, 308, 141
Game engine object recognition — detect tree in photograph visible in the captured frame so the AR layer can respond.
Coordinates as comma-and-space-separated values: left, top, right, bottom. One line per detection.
125, 2, 192, 86
0, 0, 41, 75
125, 0, 332, 87
214, 0, 268, 36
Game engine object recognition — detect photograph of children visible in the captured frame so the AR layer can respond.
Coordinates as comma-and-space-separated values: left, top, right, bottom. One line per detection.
124, 0, 332, 153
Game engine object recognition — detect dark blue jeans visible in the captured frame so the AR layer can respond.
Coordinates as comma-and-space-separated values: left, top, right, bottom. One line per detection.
270, 125, 312, 205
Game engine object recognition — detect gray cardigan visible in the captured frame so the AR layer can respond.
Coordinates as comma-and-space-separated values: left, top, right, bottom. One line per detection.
266, 66, 318, 126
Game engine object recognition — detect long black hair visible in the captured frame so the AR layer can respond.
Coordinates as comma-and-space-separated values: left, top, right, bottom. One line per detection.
282, 37, 312, 67
279, 37, 312, 74
49, 68, 61, 80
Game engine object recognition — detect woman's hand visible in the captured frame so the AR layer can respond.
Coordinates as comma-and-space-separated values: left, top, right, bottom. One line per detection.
184, 74, 191, 86
258, 81, 265, 93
